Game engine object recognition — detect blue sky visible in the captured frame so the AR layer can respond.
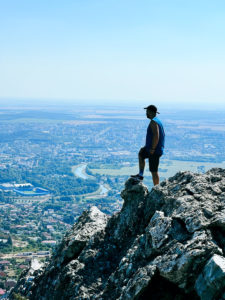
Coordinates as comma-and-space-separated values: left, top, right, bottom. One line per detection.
0, 0, 225, 107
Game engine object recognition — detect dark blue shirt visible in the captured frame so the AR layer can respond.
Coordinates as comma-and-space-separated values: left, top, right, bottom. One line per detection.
145, 117, 165, 155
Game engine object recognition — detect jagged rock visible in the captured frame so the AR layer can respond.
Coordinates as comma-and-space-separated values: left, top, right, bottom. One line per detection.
10, 206, 109, 299
195, 254, 225, 300
53, 206, 109, 265
8, 168, 225, 300
9, 258, 45, 299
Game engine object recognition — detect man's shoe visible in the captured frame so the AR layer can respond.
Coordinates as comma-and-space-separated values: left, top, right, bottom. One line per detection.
131, 174, 144, 181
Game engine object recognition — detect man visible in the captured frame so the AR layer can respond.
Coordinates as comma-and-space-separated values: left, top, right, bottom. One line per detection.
131, 105, 165, 185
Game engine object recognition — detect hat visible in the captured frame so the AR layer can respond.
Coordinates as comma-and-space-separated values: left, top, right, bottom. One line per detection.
144, 105, 160, 114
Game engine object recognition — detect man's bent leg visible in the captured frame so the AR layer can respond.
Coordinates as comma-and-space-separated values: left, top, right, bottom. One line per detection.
138, 148, 145, 176
151, 172, 159, 186
131, 148, 146, 180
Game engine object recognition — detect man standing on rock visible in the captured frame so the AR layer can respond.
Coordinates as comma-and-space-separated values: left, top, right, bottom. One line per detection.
131, 105, 165, 185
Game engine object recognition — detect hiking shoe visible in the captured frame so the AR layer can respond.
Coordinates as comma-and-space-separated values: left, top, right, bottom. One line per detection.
131, 174, 144, 181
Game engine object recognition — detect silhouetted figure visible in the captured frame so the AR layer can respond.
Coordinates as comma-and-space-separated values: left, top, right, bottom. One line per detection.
131, 105, 165, 185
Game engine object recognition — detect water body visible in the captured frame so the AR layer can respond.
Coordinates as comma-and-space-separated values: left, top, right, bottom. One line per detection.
73, 164, 109, 195
99, 184, 108, 195
74, 164, 88, 179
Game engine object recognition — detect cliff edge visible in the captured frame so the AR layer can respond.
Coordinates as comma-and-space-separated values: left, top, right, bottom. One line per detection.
9, 168, 225, 300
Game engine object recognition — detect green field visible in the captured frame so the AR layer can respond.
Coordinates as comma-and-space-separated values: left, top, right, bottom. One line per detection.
91, 166, 139, 176
90, 159, 225, 179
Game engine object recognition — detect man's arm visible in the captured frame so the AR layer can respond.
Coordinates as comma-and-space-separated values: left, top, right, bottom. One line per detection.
150, 120, 159, 154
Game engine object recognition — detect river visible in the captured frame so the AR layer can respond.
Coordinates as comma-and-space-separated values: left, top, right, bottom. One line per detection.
73, 164, 109, 195
99, 184, 108, 195
73, 164, 88, 179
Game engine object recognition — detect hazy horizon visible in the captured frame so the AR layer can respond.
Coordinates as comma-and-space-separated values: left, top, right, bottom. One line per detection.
0, 98, 225, 112
1, 1, 225, 107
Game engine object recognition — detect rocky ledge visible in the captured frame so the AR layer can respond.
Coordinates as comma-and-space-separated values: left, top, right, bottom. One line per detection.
9, 168, 225, 300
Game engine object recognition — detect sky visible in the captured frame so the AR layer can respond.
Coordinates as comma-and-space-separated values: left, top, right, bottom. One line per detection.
0, 0, 225, 108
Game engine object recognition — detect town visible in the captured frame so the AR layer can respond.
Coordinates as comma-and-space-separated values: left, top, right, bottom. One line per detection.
0, 105, 225, 296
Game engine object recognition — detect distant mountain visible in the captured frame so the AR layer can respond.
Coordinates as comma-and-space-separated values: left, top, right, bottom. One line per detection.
8, 168, 225, 300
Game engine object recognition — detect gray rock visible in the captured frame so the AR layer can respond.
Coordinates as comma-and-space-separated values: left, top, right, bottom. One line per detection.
8, 168, 225, 300
196, 254, 225, 300
56, 206, 109, 264
147, 210, 172, 249
9, 206, 109, 300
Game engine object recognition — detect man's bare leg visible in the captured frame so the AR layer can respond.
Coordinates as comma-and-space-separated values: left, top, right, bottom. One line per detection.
138, 151, 145, 175
131, 149, 145, 179
151, 172, 159, 185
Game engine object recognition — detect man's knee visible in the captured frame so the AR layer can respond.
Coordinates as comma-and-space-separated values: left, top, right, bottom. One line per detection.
138, 147, 145, 157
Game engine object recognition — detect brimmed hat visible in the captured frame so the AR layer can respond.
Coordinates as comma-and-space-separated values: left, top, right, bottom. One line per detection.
144, 105, 160, 114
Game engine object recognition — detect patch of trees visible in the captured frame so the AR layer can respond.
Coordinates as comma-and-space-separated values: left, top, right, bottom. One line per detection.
59, 196, 73, 202
63, 215, 74, 224
0, 235, 13, 252
19, 159, 99, 196
26, 174, 98, 196
0, 167, 22, 183
0, 159, 99, 198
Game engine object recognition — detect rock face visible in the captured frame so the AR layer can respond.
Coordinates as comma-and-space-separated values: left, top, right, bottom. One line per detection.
9, 168, 225, 300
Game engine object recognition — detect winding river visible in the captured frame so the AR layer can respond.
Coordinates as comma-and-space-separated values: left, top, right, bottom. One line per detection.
72, 164, 109, 196
73, 164, 88, 179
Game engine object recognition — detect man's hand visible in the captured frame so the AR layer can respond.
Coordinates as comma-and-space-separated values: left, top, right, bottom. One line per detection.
150, 149, 155, 155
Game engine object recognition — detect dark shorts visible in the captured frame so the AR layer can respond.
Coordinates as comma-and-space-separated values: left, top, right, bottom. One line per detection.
139, 147, 161, 172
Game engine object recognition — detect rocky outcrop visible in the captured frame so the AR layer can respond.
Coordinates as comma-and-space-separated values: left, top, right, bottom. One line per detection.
9, 168, 225, 299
